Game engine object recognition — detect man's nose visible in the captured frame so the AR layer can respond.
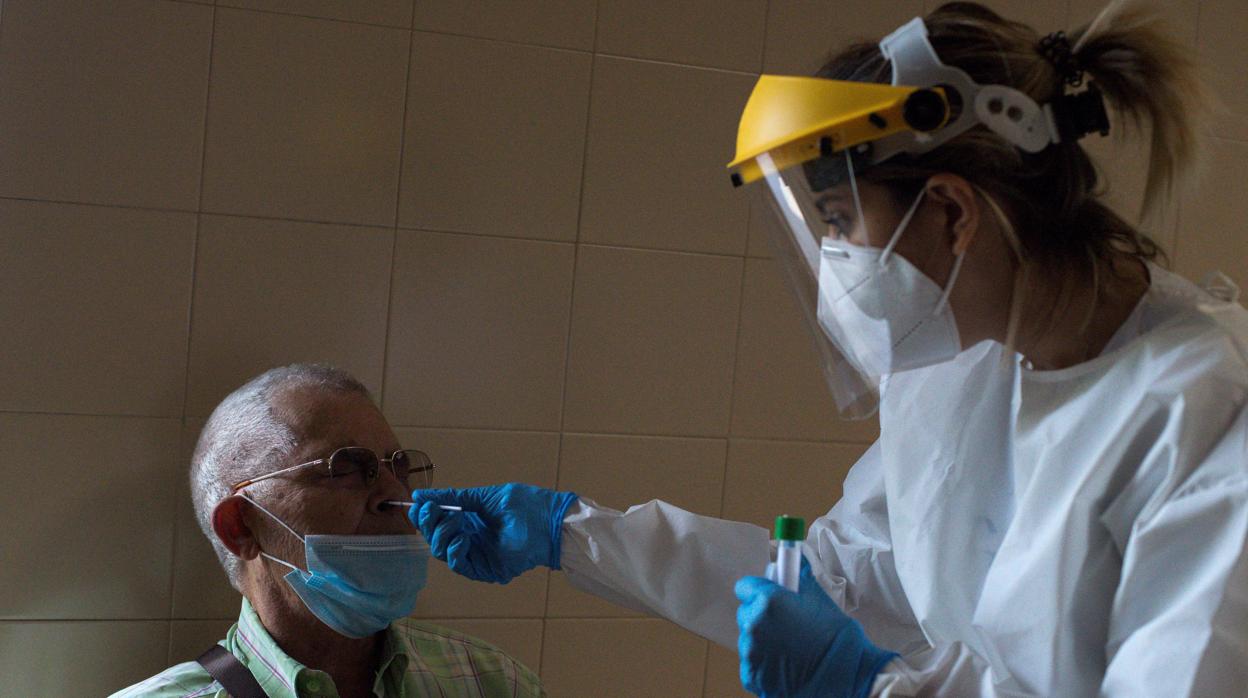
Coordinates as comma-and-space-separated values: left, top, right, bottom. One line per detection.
368, 464, 411, 513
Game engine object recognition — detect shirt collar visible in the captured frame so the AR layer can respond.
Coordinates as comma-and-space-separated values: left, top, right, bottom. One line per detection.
227, 598, 411, 698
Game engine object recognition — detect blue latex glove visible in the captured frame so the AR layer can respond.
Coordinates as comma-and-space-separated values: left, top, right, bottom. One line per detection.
409, 484, 578, 584
735, 558, 897, 698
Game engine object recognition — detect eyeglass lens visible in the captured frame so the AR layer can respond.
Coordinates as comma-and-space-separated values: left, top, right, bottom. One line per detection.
327, 447, 431, 488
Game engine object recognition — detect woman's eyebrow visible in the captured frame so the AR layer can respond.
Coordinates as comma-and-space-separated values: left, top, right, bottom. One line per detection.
815, 189, 851, 204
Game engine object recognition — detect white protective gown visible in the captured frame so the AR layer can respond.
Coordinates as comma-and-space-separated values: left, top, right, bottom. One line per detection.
560, 264, 1248, 697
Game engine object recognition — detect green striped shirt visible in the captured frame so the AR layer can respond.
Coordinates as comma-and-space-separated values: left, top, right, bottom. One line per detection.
111, 599, 545, 698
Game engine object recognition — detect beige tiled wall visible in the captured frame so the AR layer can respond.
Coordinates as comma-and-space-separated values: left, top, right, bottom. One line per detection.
1, 1, 1243, 696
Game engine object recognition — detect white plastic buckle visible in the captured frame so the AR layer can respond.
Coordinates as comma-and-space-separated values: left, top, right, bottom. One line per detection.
877, 17, 1058, 155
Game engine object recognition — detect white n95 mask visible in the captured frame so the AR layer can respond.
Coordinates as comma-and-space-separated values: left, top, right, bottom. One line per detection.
816, 189, 965, 377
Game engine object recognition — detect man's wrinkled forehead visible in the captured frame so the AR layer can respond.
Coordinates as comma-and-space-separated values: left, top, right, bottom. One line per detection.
269, 385, 368, 456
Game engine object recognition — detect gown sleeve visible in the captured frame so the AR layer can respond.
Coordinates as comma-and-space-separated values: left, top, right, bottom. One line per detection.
559, 440, 927, 653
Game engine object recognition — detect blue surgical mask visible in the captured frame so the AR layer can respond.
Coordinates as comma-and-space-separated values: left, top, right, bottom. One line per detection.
240, 493, 430, 638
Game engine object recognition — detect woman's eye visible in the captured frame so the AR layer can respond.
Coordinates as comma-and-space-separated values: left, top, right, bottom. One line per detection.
821, 212, 850, 238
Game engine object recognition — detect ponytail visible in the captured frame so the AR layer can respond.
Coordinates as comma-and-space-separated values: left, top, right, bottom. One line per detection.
1070, 0, 1209, 223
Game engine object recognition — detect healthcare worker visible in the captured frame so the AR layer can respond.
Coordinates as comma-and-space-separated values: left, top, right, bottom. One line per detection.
410, 2, 1248, 696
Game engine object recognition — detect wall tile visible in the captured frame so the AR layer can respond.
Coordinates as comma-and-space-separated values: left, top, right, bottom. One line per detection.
722, 439, 868, 530
169, 619, 236, 665
412, 1, 596, 50
399, 33, 591, 241
0, 621, 170, 696
391, 427, 560, 490
383, 232, 575, 430
0, 0, 211, 210
0, 201, 194, 416
541, 619, 708, 697
1195, 0, 1248, 141
555, 433, 726, 513
596, 0, 767, 72
395, 428, 559, 618
185, 215, 393, 417
202, 8, 409, 225
731, 259, 881, 443
547, 433, 727, 617
746, 186, 773, 258
413, 567, 550, 619
764, 0, 922, 75
1176, 137, 1248, 296
220, 0, 414, 27
579, 58, 755, 255
428, 618, 544, 677
0, 415, 180, 619
172, 418, 245, 619
563, 246, 743, 436
704, 643, 751, 698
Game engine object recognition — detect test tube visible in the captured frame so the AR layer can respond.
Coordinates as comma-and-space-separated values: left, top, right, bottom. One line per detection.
771, 515, 805, 592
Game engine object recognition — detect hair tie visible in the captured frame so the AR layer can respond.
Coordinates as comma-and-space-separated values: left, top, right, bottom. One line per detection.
1037, 31, 1084, 87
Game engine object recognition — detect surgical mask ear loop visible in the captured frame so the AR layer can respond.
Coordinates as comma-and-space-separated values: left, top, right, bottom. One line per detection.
238, 492, 306, 573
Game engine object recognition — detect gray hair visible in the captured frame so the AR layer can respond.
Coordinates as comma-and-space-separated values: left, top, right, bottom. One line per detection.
190, 363, 372, 591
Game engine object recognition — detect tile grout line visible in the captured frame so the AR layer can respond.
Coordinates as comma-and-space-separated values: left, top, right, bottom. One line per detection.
0, 193, 772, 261
184, 1, 760, 78
718, 258, 750, 521
166, 2, 216, 658
0, 409, 875, 447
756, 0, 772, 75
541, 0, 601, 679
213, 3, 411, 32
378, 22, 417, 412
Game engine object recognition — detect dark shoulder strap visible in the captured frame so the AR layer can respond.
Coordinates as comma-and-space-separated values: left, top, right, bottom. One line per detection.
195, 645, 269, 698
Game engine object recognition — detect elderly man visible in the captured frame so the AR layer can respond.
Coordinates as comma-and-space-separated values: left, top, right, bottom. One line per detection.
113, 364, 544, 698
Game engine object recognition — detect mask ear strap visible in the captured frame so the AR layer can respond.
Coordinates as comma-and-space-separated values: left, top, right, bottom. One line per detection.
238, 492, 305, 544
935, 249, 966, 314
260, 552, 300, 573
237, 493, 307, 574
845, 150, 865, 235
881, 188, 927, 265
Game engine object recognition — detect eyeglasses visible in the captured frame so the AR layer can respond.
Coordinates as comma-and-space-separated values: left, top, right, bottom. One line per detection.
230, 447, 435, 493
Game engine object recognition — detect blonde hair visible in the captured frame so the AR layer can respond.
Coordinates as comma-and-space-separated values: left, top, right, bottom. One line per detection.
818, 1, 1208, 347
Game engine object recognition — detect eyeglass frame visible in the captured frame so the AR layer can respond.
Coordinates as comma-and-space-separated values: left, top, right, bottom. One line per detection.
229, 447, 436, 494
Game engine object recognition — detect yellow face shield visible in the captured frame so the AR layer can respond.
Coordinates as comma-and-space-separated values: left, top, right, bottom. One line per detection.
727, 76, 951, 188
727, 16, 1084, 418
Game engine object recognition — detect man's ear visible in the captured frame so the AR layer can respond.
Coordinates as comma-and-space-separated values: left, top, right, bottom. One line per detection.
212, 495, 261, 561
924, 173, 980, 255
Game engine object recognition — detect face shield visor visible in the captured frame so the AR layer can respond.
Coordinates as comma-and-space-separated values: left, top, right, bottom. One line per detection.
728, 17, 1078, 418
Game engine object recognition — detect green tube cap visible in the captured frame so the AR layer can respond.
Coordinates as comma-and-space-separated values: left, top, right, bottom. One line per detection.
774, 515, 805, 541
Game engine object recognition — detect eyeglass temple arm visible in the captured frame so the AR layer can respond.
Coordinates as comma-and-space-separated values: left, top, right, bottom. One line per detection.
229, 458, 325, 492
